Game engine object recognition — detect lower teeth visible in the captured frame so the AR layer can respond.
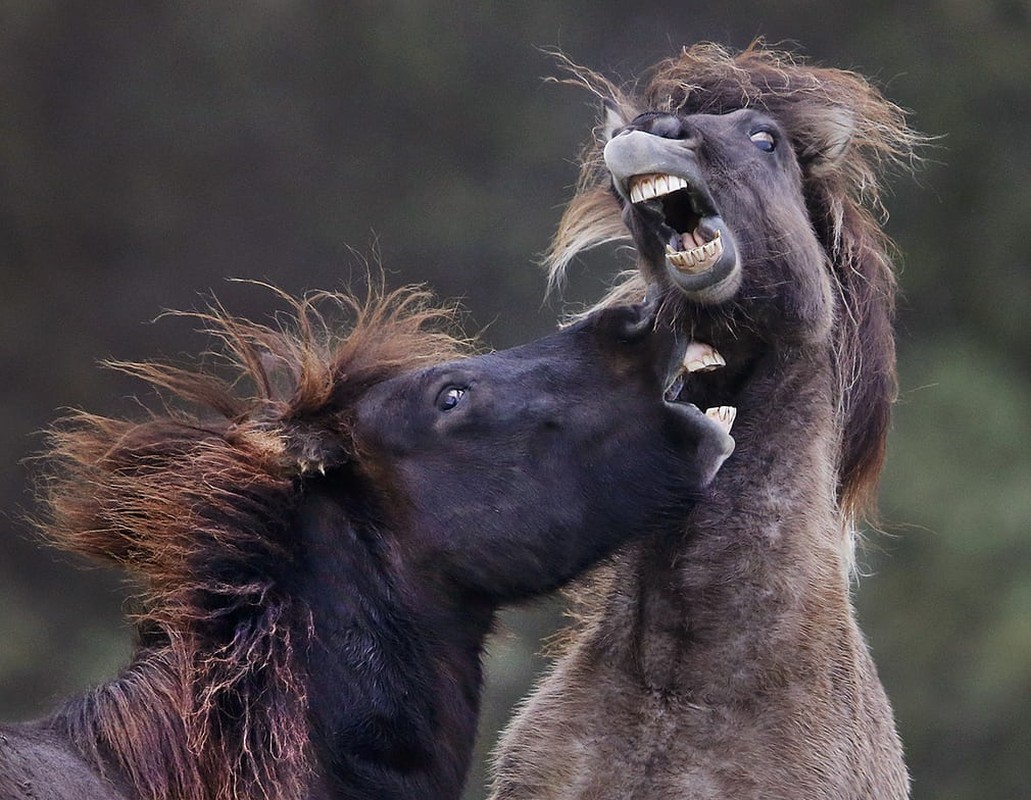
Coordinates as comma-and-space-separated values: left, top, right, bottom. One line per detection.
665, 231, 723, 272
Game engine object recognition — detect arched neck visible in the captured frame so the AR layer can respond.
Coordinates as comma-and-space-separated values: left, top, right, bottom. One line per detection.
294, 485, 495, 800
596, 343, 854, 697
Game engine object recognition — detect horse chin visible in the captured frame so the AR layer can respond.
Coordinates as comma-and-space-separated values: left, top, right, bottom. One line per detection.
661, 243, 741, 304
632, 203, 742, 304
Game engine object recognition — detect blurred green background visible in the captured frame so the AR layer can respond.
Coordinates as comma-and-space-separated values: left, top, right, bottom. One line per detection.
1, 2, 1028, 798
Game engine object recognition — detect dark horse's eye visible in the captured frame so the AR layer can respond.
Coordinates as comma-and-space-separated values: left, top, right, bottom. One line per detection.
437, 386, 466, 411
750, 129, 776, 152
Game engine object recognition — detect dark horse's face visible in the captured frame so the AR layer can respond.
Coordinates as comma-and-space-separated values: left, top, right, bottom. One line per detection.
354, 301, 733, 601
605, 108, 834, 343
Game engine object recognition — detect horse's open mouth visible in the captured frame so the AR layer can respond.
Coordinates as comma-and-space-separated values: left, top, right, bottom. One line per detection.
602, 128, 743, 302
629, 174, 724, 274
626, 173, 739, 300
663, 338, 736, 436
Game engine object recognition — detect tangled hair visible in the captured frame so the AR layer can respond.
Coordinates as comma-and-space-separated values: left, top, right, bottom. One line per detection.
544, 42, 921, 521
38, 284, 473, 800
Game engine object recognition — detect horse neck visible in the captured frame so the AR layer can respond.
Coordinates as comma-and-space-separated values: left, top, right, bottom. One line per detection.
597, 342, 860, 696
295, 484, 493, 800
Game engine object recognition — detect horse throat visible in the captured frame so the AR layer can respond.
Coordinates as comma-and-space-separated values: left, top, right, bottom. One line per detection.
604, 343, 851, 696
295, 485, 493, 799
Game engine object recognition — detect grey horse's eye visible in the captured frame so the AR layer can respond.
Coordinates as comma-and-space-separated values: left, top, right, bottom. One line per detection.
438, 387, 466, 411
750, 130, 776, 152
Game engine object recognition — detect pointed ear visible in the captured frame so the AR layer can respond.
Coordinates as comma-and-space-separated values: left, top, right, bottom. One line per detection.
259, 350, 302, 401
800, 106, 855, 177
601, 99, 632, 142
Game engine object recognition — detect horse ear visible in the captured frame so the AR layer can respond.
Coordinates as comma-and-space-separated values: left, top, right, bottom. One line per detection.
800, 105, 855, 177
601, 99, 632, 141
259, 351, 301, 401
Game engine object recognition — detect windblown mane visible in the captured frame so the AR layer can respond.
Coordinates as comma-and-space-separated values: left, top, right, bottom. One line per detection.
38, 284, 473, 800
544, 43, 920, 521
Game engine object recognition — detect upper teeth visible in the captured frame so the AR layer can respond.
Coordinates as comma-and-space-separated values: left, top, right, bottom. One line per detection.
664, 341, 726, 402
683, 341, 726, 374
629, 173, 689, 204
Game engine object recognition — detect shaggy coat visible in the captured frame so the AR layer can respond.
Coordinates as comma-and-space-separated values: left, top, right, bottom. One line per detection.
0, 287, 733, 800
491, 44, 920, 800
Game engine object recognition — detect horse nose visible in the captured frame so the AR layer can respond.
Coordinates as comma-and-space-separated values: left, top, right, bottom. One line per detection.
604, 295, 660, 342
608, 113, 701, 173
626, 112, 698, 145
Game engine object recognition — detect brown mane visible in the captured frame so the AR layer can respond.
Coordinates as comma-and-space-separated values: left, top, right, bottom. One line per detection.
544, 43, 920, 522
38, 285, 473, 800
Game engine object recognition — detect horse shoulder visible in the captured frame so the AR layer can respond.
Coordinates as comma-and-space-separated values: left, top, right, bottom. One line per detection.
0, 723, 129, 800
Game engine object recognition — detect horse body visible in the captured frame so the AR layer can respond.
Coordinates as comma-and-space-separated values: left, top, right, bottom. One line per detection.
492, 45, 918, 799
493, 343, 903, 799
1, 724, 132, 799
1, 289, 733, 800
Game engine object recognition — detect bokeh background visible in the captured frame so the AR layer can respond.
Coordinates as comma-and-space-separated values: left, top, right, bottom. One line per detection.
1, 3, 1028, 798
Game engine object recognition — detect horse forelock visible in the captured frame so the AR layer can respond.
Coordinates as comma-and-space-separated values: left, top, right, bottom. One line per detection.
39, 284, 473, 800
545, 43, 920, 524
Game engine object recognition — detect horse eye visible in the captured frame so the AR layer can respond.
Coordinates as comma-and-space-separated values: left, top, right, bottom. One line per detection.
750, 130, 776, 152
437, 387, 466, 412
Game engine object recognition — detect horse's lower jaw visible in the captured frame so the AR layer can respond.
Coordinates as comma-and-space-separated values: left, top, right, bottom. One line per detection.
663, 248, 741, 303
659, 214, 741, 303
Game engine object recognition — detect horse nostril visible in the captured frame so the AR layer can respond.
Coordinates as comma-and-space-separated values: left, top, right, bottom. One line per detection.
615, 300, 659, 341
654, 115, 691, 140
630, 111, 693, 141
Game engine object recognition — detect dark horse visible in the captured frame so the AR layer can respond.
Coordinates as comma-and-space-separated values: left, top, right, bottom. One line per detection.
0, 286, 733, 800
